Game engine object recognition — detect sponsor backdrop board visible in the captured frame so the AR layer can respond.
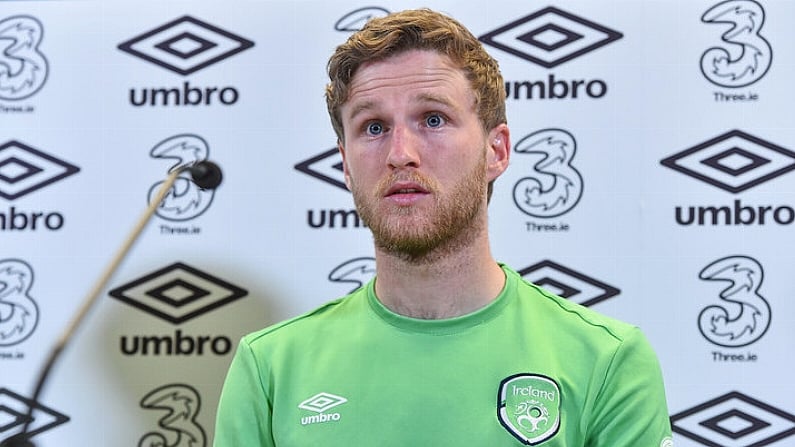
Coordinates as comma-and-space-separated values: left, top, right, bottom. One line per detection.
1, 1, 794, 446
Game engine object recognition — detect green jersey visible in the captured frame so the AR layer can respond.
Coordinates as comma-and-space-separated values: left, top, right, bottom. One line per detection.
214, 265, 672, 446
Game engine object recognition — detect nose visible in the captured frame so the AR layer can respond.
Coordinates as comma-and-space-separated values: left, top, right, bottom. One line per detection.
386, 125, 420, 169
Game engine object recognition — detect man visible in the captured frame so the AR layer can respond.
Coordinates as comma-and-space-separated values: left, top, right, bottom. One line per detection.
214, 9, 672, 446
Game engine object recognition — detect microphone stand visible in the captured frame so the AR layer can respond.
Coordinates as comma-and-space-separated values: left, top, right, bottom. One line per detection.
2, 163, 219, 447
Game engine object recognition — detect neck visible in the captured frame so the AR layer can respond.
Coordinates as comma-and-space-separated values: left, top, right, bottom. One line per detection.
372, 226, 505, 319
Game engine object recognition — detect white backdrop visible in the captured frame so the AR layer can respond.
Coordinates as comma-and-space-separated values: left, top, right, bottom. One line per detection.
2, 1, 794, 446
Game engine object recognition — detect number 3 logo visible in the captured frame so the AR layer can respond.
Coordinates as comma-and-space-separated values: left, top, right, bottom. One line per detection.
699, 0, 772, 88
0, 16, 49, 101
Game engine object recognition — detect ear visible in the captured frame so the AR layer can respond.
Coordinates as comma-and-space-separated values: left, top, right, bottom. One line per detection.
337, 140, 353, 191
486, 124, 510, 182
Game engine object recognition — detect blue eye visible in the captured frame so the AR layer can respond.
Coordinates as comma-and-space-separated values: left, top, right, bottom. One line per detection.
426, 114, 444, 128
367, 122, 383, 135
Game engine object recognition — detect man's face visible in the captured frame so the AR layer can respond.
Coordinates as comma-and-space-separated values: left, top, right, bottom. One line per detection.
338, 49, 507, 260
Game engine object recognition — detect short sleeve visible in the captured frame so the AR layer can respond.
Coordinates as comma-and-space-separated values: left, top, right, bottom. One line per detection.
586, 327, 673, 446
213, 338, 274, 447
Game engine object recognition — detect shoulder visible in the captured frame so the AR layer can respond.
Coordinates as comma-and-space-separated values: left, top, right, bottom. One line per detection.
240, 288, 365, 350
505, 265, 664, 385
506, 265, 640, 345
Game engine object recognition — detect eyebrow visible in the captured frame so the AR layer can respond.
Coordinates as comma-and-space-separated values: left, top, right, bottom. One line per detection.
346, 100, 377, 123
346, 92, 459, 122
416, 92, 457, 110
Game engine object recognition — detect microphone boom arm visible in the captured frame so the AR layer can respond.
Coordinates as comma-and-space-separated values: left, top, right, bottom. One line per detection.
4, 168, 186, 447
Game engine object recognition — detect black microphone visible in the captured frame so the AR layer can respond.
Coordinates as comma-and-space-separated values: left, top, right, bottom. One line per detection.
185, 160, 223, 190
0, 161, 223, 447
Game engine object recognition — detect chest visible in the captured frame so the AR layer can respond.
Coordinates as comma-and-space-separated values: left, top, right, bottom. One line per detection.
268, 331, 591, 446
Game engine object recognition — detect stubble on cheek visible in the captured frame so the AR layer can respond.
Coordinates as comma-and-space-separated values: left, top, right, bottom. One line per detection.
349, 158, 487, 261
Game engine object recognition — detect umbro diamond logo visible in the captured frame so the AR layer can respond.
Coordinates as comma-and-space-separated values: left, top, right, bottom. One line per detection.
0, 388, 69, 443
479, 7, 622, 68
0, 141, 79, 200
519, 260, 619, 307
299, 392, 348, 413
661, 130, 795, 193
109, 262, 247, 324
294, 148, 348, 191
118, 16, 254, 75
299, 392, 348, 426
671, 391, 795, 446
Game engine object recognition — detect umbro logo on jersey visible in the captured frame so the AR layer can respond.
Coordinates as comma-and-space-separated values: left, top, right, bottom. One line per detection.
299, 392, 348, 426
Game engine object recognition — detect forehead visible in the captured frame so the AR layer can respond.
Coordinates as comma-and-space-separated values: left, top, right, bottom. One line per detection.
344, 49, 474, 108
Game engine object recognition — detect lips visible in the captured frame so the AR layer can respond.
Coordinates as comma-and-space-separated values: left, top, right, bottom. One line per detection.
384, 182, 429, 197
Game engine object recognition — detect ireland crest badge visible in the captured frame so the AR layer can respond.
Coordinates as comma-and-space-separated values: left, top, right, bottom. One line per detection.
497, 373, 561, 445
